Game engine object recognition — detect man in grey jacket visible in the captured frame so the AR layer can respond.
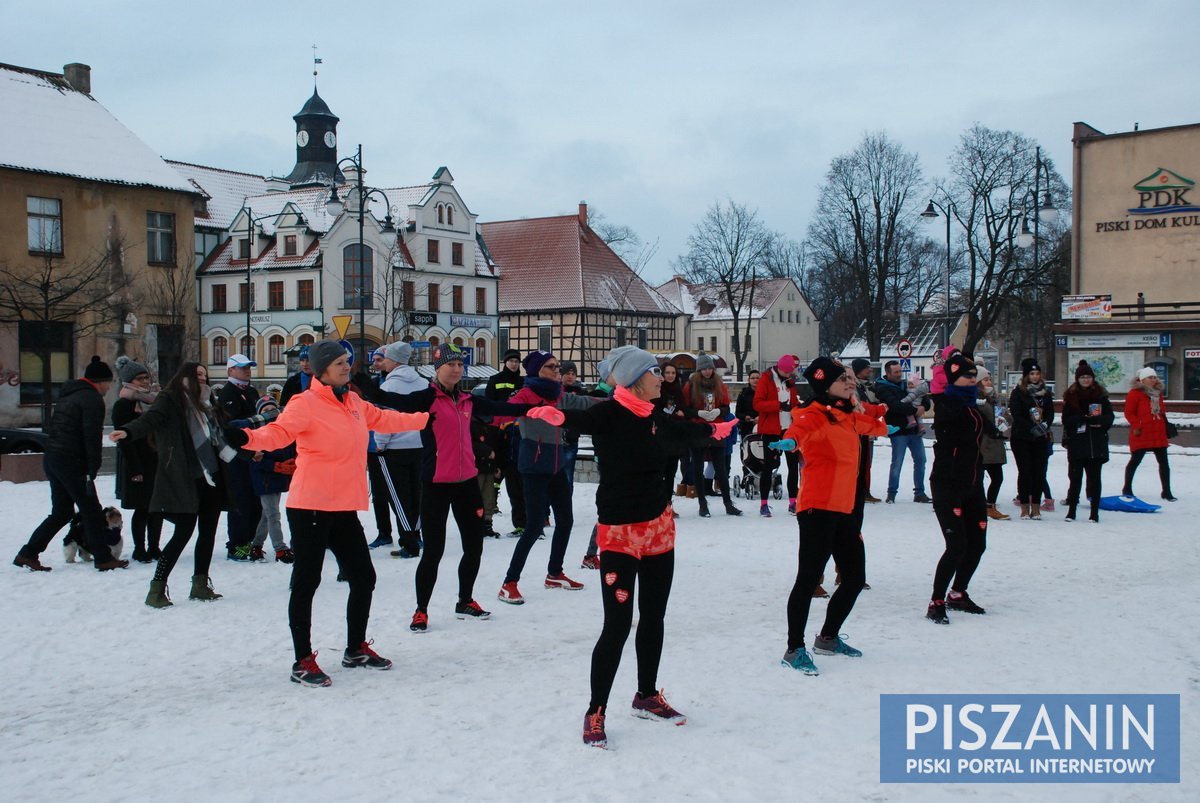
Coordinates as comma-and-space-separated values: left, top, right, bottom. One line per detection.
373, 342, 428, 558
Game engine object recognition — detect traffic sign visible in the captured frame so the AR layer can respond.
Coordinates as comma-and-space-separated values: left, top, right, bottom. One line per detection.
331, 315, 353, 340
337, 339, 355, 367
899, 358, 912, 373
897, 339, 913, 359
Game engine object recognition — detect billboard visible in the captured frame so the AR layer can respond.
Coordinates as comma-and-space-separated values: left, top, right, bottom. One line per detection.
1061, 295, 1113, 320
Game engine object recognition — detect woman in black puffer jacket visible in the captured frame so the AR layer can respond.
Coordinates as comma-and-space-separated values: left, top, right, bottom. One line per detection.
1060, 361, 1114, 523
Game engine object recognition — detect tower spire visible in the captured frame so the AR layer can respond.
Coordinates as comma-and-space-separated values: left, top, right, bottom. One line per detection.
312, 44, 322, 89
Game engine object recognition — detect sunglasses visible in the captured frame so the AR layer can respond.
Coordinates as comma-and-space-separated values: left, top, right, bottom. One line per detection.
648, 367, 663, 377
542, 363, 560, 371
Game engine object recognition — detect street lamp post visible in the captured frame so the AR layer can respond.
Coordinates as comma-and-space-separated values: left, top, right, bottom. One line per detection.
240, 207, 278, 366
324, 144, 397, 367
1016, 146, 1059, 361
920, 198, 954, 349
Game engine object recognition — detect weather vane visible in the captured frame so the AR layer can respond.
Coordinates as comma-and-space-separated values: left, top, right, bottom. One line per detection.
312, 45, 322, 88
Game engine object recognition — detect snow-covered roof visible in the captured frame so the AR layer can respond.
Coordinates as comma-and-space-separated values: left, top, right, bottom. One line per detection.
167, 161, 272, 232
839, 313, 968, 359
0, 63, 195, 194
654, 276, 796, 321
480, 215, 681, 314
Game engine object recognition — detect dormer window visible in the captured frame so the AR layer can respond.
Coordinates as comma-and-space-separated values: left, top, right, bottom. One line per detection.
698, 299, 716, 315
283, 235, 297, 256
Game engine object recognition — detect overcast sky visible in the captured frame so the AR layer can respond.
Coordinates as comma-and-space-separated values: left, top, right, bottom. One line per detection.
5, 0, 1196, 284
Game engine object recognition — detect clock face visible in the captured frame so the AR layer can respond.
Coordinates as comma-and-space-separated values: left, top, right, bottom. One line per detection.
324, 131, 337, 149
296, 130, 309, 147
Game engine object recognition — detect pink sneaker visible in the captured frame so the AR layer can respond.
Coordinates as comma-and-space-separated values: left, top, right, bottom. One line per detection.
583, 706, 607, 748
545, 572, 584, 590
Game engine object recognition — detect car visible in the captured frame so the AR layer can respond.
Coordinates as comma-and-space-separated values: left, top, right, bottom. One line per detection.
0, 428, 48, 455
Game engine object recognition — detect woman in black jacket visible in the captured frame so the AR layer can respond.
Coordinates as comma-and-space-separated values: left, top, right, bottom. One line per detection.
556, 347, 736, 749
1060, 361, 1115, 523
111, 362, 233, 607
1006, 357, 1055, 520
111, 356, 163, 562
654, 361, 692, 505
927, 354, 992, 624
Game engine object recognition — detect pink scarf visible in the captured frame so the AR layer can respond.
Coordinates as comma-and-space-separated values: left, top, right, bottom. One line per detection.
614, 385, 655, 418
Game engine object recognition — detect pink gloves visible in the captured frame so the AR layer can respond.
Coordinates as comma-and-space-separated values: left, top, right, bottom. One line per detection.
527, 406, 565, 426
711, 418, 736, 440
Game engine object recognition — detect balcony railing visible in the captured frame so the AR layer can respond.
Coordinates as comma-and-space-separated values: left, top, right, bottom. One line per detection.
1111, 293, 1200, 320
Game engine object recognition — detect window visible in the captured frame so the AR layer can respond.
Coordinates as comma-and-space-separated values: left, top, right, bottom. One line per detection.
709, 337, 717, 352
239, 282, 251, 312
240, 336, 256, 363
475, 337, 487, 366
211, 284, 227, 312
238, 238, 251, 259
403, 281, 415, 311
638, 328, 648, 349
452, 285, 463, 313
268, 281, 284, 310
429, 335, 441, 348
343, 244, 374, 308
212, 336, 228, 366
269, 335, 285, 364
697, 337, 704, 352
147, 211, 175, 264
428, 283, 440, 312
447, 206, 454, 225
27, 197, 63, 255
297, 279, 314, 310
427, 239, 440, 264
499, 327, 510, 358
786, 310, 792, 323
283, 235, 297, 256
539, 324, 552, 352
475, 287, 486, 314
18, 320, 72, 405
437, 204, 444, 224
297, 333, 315, 348
195, 231, 222, 266
616, 327, 627, 347
452, 242, 463, 266
746, 334, 752, 350
453, 337, 465, 348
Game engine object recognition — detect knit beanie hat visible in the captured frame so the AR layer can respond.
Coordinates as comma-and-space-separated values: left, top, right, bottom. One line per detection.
298, 344, 310, 361
256, 394, 278, 415
502, 348, 521, 363
850, 358, 871, 376
944, 352, 977, 382
432, 343, 465, 369
1135, 367, 1158, 381
522, 350, 555, 376
1020, 357, 1042, 376
777, 354, 797, 375
803, 356, 844, 397
696, 353, 715, 371
976, 366, 991, 382
383, 341, 413, 365
610, 348, 659, 388
560, 360, 578, 375
1075, 360, 1095, 380
308, 339, 347, 379
84, 356, 114, 382
115, 356, 148, 384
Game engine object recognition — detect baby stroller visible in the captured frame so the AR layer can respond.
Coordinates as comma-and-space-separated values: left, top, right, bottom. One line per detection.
734, 434, 783, 500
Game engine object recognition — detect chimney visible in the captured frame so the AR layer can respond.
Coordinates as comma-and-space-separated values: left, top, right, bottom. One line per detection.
63, 63, 91, 94
578, 201, 588, 227
899, 313, 910, 337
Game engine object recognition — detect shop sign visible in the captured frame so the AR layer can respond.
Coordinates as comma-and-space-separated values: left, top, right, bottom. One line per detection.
450, 315, 491, 329
1094, 168, 1200, 234
1185, 349, 1200, 360
1065, 333, 1161, 349
409, 312, 437, 326
1061, 294, 1112, 320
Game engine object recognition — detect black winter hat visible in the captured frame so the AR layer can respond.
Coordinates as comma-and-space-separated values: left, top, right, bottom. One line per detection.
1020, 357, 1042, 376
502, 349, 521, 363
851, 358, 871, 376
1075, 360, 1095, 380
803, 356, 845, 397
432, 343, 465, 369
944, 353, 977, 382
84, 356, 114, 382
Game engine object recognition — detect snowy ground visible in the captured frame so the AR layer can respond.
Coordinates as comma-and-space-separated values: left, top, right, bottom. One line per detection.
1, 441, 1196, 802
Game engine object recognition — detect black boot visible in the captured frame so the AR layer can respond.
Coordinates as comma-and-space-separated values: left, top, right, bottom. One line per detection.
1122, 463, 1135, 497
1064, 504, 1077, 522
698, 498, 711, 518
1160, 464, 1176, 501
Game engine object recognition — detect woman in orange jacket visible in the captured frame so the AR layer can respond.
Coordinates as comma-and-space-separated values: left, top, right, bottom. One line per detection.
226, 340, 429, 687
770, 357, 887, 676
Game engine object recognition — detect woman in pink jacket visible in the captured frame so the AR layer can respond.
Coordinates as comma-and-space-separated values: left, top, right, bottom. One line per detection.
226, 340, 429, 687
1122, 367, 1175, 501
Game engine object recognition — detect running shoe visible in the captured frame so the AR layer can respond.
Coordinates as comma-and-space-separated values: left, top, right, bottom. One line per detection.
498, 581, 524, 604
813, 634, 863, 657
759, 504, 773, 518
249, 545, 266, 562
275, 547, 295, 564
946, 590, 986, 614
342, 640, 393, 670
291, 652, 332, 687
367, 535, 393, 549
926, 600, 950, 625
409, 610, 429, 633
455, 599, 491, 620
583, 706, 607, 748
631, 690, 687, 725
545, 572, 584, 590
781, 647, 819, 676
580, 555, 600, 570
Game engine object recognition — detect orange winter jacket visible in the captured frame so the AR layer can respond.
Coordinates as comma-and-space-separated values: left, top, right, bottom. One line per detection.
243, 378, 428, 511
783, 401, 887, 514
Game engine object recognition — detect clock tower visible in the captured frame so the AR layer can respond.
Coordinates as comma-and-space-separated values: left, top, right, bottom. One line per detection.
285, 88, 344, 187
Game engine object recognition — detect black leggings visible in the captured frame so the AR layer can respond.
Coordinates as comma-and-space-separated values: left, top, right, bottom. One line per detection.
932, 493, 987, 601
153, 480, 221, 583
131, 509, 164, 552
983, 464, 1004, 505
590, 549, 674, 708
1067, 459, 1104, 517
1010, 439, 1049, 505
414, 479, 485, 610
1124, 447, 1172, 496
691, 446, 732, 511
760, 449, 800, 501
285, 508, 376, 660
786, 508, 866, 651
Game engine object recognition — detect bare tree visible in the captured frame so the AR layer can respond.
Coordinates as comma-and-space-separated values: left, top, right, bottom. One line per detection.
674, 199, 774, 379
0, 242, 125, 427
137, 255, 199, 379
936, 124, 1070, 356
805, 132, 925, 360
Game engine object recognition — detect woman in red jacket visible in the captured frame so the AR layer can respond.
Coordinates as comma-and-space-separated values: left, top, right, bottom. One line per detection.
771, 357, 887, 676
227, 340, 429, 687
753, 354, 800, 516
1122, 367, 1175, 501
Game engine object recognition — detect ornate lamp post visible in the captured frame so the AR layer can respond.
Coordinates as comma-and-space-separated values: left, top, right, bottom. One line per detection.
1016, 146, 1060, 360
920, 198, 955, 349
324, 144, 397, 366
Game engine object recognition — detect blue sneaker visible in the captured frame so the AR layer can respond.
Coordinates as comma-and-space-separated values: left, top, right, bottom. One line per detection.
781, 647, 819, 676
759, 504, 772, 518
368, 535, 393, 549
813, 634, 863, 657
